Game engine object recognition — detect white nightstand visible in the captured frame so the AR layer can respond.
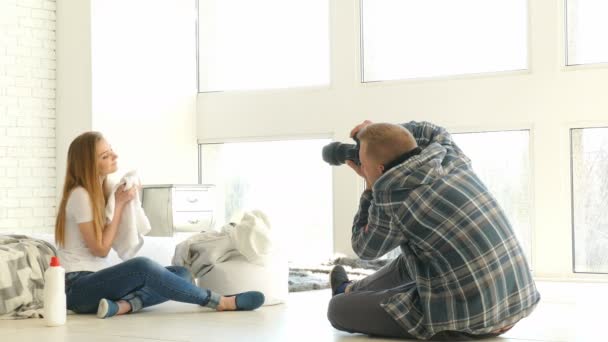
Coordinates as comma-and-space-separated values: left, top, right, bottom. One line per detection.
141, 184, 215, 236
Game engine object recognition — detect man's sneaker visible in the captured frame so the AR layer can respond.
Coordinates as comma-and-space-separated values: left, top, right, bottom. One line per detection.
330, 265, 350, 296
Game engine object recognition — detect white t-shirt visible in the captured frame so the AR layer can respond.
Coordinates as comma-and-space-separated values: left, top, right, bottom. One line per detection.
57, 187, 113, 273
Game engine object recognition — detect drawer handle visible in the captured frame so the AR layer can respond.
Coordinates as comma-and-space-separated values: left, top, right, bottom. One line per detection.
188, 219, 200, 224
186, 197, 199, 203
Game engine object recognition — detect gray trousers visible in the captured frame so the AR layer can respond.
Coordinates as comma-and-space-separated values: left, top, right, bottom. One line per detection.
326, 256, 502, 341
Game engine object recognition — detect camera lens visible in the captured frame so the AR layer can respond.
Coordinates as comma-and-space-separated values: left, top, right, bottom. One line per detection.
322, 142, 341, 165
322, 142, 360, 166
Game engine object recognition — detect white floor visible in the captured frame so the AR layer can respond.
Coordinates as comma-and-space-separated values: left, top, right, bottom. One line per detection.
1, 281, 607, 342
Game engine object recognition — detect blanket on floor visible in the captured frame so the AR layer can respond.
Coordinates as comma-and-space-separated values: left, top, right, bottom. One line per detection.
288, 257, 391, 292
0, 235, 57, 319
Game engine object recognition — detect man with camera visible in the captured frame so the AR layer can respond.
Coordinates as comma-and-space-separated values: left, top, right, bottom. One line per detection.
325, 120, 540, 340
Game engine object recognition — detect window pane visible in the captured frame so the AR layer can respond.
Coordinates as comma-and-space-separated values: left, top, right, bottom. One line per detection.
572, 128, 608, 273
200, 139, 333, 263
566, 0, 608, 65
451, 131, 532, 265
198, 0, 330, 92
361, 0, 528, 82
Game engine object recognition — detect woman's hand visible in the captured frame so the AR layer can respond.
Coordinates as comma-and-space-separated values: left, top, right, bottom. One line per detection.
115, 184, 136, 207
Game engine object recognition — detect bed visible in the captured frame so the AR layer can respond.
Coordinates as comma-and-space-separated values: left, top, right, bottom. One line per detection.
0, 235, 56, 319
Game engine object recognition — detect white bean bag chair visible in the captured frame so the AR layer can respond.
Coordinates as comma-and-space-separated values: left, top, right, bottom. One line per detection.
196, 254, 288, 306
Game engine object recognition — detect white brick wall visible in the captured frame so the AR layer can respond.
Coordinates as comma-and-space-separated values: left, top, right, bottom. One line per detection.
0, 0, 56, 234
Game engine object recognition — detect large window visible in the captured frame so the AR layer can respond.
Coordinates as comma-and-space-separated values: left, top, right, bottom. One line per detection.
571, 128, 608, 273
566, 0, 608, 65
199, 139, 333, 263
361, 0, 528, 82
451, 130, 533, 265
197, 0, 330, 92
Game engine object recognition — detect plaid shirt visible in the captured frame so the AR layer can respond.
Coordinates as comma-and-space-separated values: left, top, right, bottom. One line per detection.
352, 121, 540, 339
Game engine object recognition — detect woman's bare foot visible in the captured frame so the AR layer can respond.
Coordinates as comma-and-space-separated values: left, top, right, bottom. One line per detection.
215, 296, 237, 311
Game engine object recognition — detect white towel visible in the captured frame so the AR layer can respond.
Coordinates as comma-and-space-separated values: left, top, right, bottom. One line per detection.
105, 170, 151, 260
227, 210, 274, 265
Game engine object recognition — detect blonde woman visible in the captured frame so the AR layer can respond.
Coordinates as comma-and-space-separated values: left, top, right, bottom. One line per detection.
56, 132, 264, 318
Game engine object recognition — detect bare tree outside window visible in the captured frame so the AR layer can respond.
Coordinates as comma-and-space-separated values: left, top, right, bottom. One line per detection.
572, 128, 608, 273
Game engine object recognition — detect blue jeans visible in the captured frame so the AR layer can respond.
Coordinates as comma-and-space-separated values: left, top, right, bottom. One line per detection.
65, 257, 222, 314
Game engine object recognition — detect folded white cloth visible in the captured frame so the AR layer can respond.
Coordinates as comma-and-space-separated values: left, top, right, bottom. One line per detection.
105, 170, 151, 260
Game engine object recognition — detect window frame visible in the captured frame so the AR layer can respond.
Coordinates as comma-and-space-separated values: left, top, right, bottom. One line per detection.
195, 1, 608, 281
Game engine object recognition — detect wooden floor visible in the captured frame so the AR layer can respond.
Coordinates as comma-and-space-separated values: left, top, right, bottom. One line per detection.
1, 281, 606, 342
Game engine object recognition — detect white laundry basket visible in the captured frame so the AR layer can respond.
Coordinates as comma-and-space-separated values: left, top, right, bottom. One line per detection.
196, 254, 288, 306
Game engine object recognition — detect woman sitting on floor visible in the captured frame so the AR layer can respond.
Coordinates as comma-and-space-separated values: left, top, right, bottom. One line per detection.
55, 131, 264, 318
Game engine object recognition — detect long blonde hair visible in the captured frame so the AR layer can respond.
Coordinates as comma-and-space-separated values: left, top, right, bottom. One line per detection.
55, 132, 106, 247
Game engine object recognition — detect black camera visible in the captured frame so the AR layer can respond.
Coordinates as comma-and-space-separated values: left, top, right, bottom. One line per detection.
322, 137, 360, 166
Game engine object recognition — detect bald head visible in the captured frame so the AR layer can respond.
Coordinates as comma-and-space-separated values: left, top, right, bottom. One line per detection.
357, 123, 418, 165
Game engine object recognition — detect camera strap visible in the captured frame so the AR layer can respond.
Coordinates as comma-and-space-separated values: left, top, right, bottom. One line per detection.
383, 147, 422, 173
